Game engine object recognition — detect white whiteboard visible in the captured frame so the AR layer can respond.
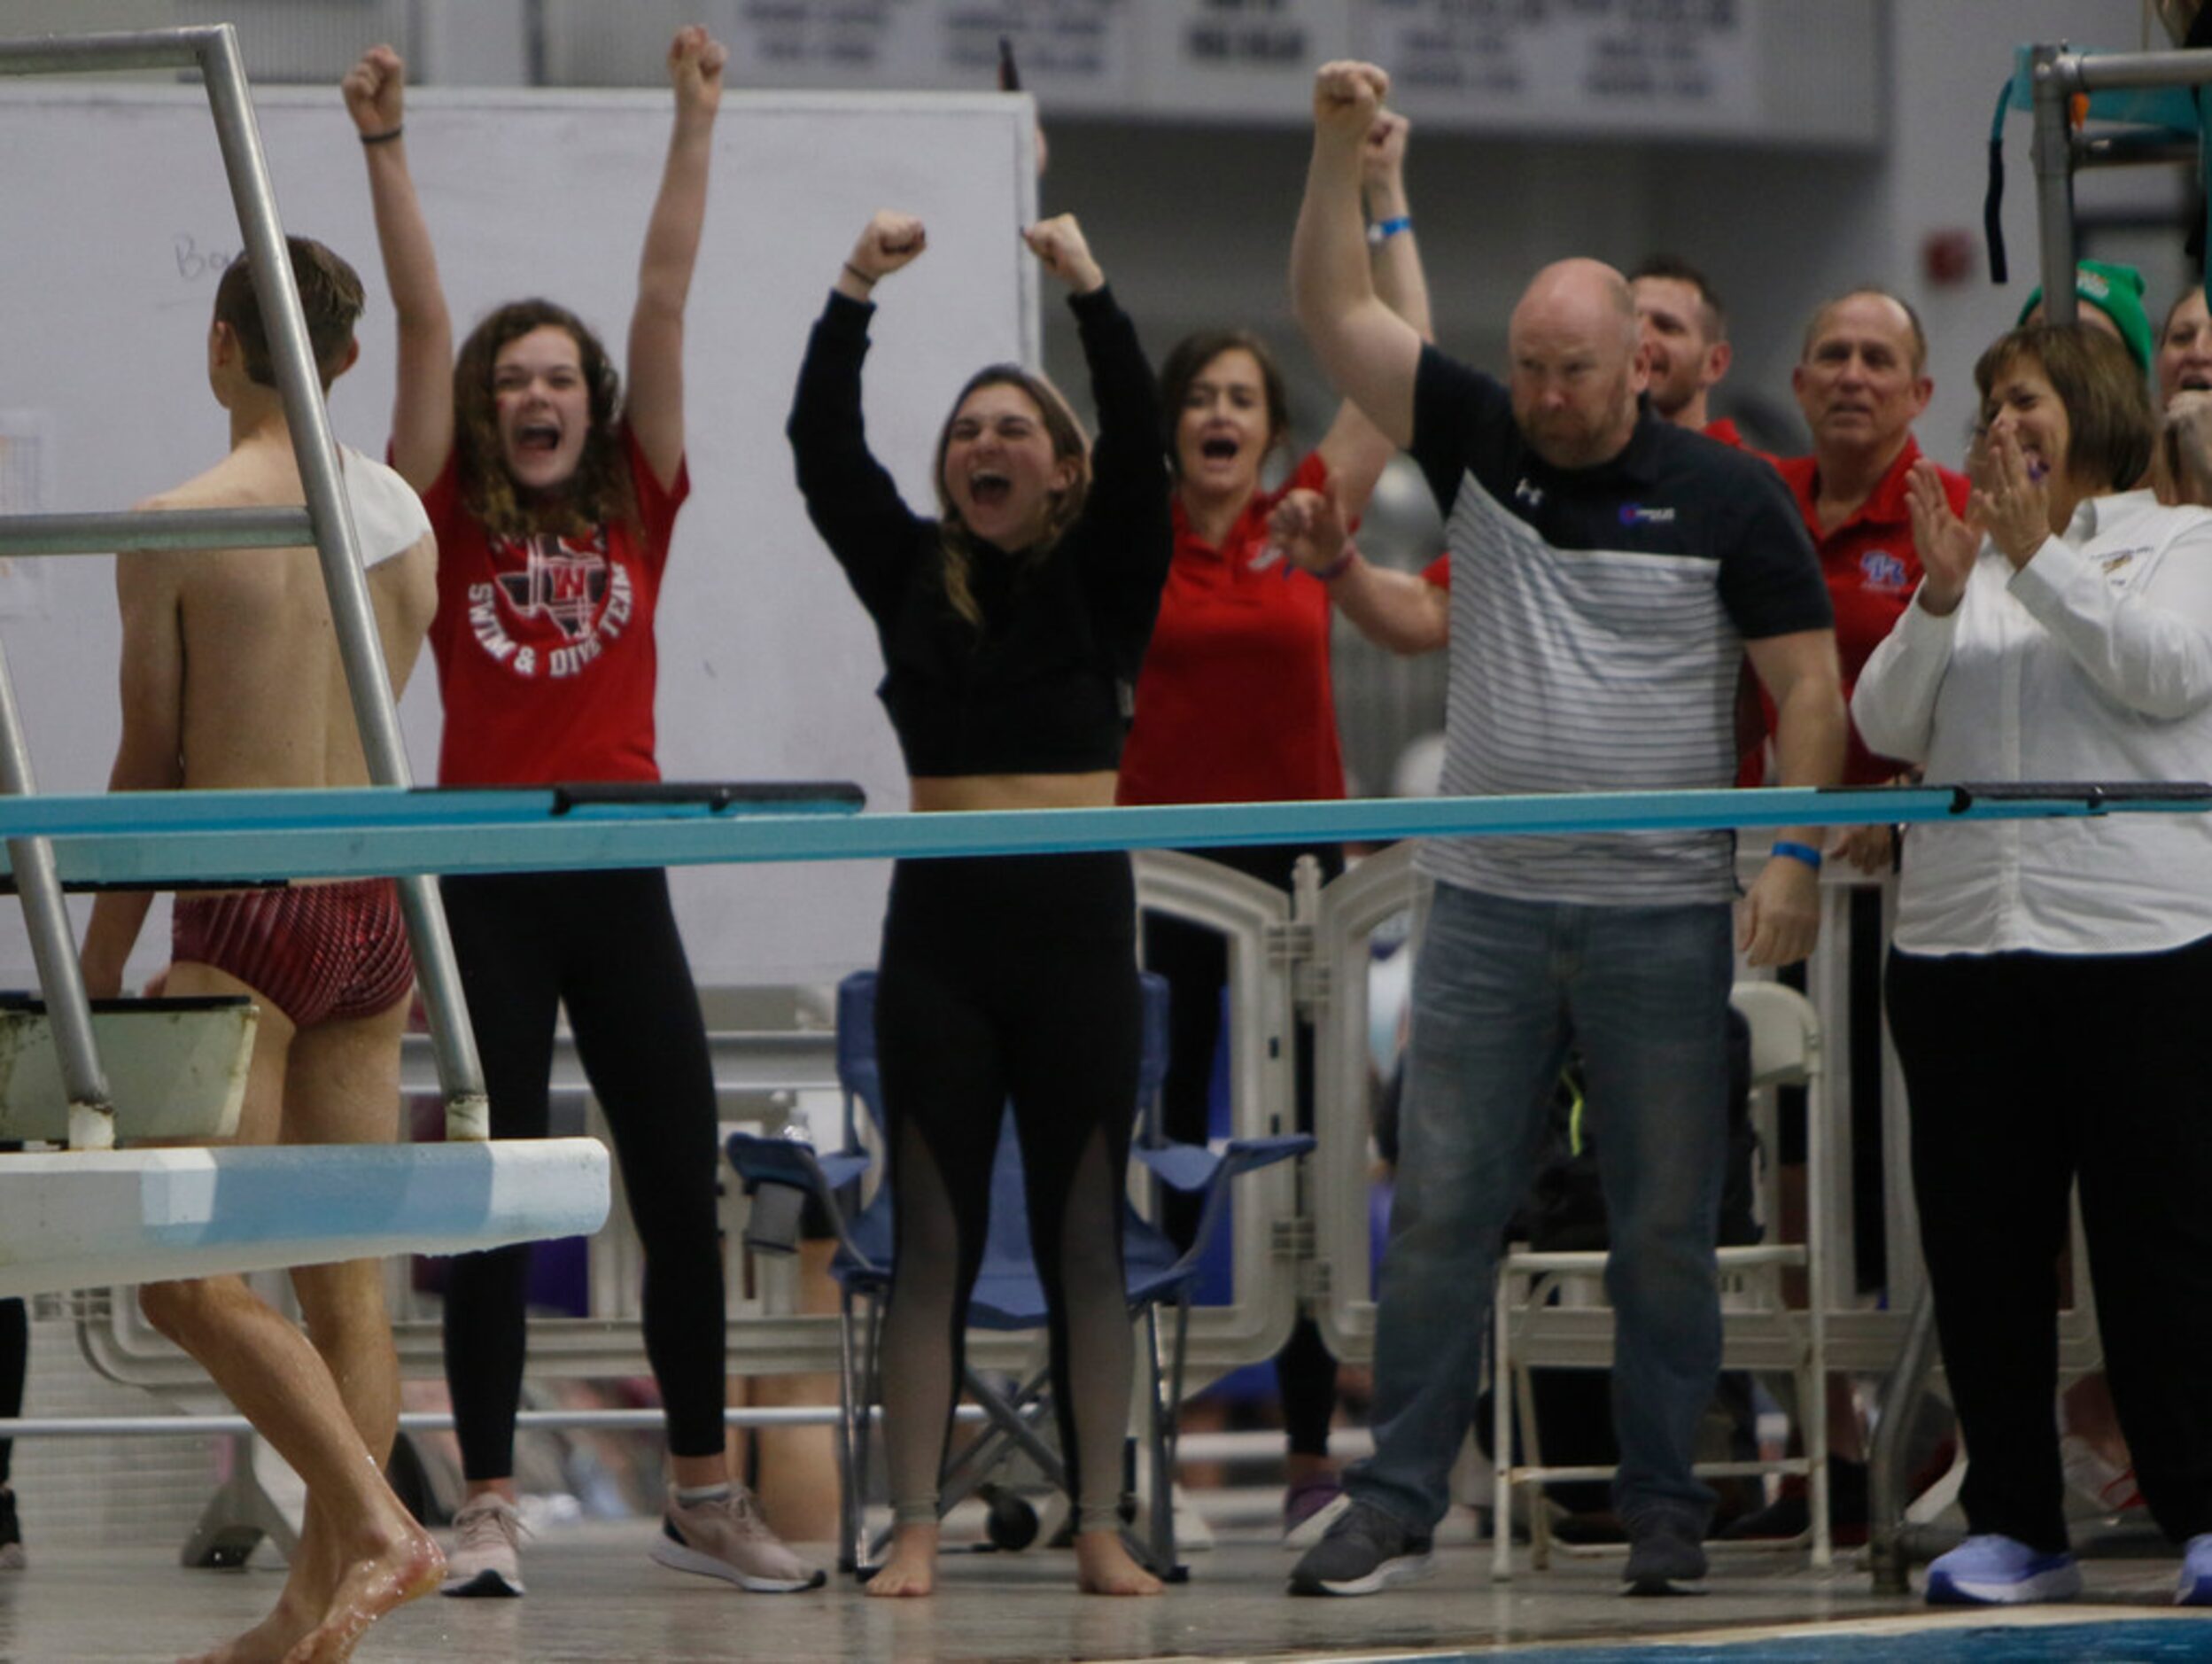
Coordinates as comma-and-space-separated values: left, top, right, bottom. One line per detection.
0, 82, 1040, 987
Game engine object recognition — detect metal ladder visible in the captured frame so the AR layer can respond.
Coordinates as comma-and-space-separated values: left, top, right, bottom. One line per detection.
0, 23, 487, 1146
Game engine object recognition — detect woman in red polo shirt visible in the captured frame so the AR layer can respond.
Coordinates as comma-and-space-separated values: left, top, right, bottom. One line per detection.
1115, 111, 1432, 1543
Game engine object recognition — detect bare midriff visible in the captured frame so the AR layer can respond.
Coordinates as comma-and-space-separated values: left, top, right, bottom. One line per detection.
908, 771, 1119, 813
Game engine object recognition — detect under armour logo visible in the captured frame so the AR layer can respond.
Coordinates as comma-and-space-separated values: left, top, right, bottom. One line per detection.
1515, 478, 1544, 509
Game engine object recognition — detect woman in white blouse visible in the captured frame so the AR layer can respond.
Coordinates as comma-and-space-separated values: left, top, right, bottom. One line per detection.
1855, 323, 2212, 1612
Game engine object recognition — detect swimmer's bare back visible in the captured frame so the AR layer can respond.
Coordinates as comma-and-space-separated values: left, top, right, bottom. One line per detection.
128, 431, 434, 799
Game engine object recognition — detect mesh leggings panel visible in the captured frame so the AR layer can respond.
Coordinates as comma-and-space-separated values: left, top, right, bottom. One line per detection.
873, 851, 1141, 1530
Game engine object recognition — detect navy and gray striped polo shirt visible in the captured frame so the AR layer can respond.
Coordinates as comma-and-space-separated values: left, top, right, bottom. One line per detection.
1409, 346, 1832, 906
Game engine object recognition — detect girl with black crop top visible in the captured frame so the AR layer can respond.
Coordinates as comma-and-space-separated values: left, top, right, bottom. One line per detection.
788, 209, 1172, 1597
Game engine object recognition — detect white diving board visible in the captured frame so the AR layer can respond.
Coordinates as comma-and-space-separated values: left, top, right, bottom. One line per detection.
0, 1138, 610, 1300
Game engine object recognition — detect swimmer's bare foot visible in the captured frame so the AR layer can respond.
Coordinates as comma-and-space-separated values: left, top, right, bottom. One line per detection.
864, 1522, 938, 1598
1075, 1528, 1163, 1596
176, 1600, 308, 1664
279, 1524, 443, 1663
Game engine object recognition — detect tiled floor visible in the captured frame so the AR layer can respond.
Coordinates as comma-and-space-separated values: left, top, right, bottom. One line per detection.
2, 1514, 2203, 1663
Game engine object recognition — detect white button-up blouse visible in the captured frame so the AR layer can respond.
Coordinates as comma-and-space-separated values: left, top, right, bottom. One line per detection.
1852, 488, 2212, 956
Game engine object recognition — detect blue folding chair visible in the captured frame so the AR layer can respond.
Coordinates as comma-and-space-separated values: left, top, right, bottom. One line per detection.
727, 968, 1312, 1579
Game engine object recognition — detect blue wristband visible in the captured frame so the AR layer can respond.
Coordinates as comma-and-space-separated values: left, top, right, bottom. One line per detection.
1771, 840, 1823, 872
1366, 214, 1413, 245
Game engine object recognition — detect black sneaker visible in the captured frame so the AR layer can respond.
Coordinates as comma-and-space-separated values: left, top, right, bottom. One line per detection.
1287, 1498, 1434, 1597
1623, 1513, 1706, 1596
0, 1485, 23, 1570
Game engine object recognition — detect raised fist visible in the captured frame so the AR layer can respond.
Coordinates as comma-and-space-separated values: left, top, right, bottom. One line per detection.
849, 211, 928, 283
1314, 60, 1390, 141
669, 25, 727, 116
342, 44, 406, 136
1024, 214, 1104, 294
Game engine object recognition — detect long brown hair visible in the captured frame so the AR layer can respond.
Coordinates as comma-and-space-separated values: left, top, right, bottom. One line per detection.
930, 365, 1091, 628
453, 299, 635, 543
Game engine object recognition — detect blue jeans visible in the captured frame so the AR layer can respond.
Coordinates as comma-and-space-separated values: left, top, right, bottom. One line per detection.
1347, 882, 1735, 1535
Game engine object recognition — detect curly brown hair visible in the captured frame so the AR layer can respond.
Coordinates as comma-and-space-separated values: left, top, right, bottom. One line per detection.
929, 365, 1091, 629
453, 299, 636, 543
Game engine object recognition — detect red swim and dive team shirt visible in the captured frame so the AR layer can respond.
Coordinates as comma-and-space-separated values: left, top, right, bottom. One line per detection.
418, 425, 688, 788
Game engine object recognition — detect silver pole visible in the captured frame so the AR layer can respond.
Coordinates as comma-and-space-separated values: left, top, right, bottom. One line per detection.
2053, 45, 2212, 92
0, 508, 314, 556
194, 27, 489, 1139
0, 25, 224, 75
2030, 44, 2080, 323
0, 641, 113, 1149
1867, 1289, 1939, 1594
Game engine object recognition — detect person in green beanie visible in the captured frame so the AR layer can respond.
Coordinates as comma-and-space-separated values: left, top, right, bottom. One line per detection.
2018, 259, 2155, 373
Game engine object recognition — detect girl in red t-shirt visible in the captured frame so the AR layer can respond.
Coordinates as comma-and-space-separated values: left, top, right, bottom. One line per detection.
345, 31, 820, 1598
1114, 112, 1433, 1543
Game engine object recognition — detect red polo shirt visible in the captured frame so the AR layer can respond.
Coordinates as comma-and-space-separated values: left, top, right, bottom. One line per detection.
1743, 435, 1968, 785
1118, 450, 1347, 806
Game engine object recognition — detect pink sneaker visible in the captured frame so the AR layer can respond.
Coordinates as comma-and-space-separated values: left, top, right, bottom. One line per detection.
650, 1486, 825, 1593
442, 1493, 525, 1598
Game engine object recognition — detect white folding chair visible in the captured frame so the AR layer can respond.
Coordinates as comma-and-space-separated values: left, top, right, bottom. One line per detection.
1489, 979, 1831, 1575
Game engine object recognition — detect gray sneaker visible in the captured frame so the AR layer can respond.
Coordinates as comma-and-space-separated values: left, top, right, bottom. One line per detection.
1287, 1498, 1435, 1597
1623, 1513, 1707, 1596
442, 1493, 525, 1598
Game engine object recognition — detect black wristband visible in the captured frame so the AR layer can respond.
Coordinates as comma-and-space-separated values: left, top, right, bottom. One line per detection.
359, 125, 404, 146
842, 261, 878, 288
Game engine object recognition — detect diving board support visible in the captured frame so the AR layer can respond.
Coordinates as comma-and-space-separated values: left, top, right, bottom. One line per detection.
0, 1138, 612, 1301
2031, 43, 2079, 328
0, 627, 115, 1149
2029, 40, 2212, 325
0, 21, 489, 1141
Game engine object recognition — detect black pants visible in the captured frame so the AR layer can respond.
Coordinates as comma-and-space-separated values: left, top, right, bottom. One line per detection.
0, 1295, 23, 1487
439, 868, 727, 1477
1888, 938, 2212, 1551
873, 852, 1141, 1526
1141, 844, 1343, 1460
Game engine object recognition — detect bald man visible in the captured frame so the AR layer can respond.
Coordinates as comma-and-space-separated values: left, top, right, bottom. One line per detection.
1282, 62, 1843, 1598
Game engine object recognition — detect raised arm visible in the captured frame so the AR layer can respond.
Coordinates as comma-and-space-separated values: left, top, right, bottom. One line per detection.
1027, 215, 1156, 511
627, 26, 726, 492
1292, 63, 1424, 450
79, 550, 186, 999
1269, 486, 1448, 655
787, 214, 930, 617
1313, 111, 1434, 515
344, 46, 453, 491
1029, 216, 1173, 613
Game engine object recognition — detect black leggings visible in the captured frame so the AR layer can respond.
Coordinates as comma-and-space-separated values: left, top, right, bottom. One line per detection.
1889, 938, 2212, 1552
439, 868, 727, 1478
0, 1296, 23, 1487
1141, 844, 1342, 1458
874, 852, 1140, 1530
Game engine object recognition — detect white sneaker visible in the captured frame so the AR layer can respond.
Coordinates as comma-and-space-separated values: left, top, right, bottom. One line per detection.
650, 1485, 825, 1593
442, 1493, 526, 1598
